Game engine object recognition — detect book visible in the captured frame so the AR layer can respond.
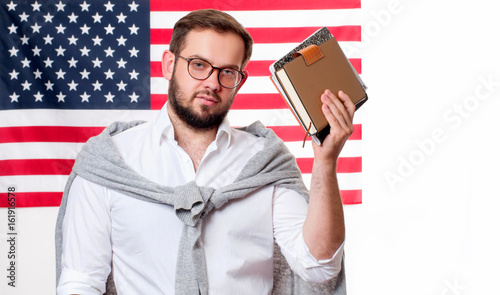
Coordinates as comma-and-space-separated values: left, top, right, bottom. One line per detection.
270, 27, 368, 145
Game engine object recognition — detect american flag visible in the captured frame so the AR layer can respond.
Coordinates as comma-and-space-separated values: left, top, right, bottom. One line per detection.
0, 0, 363, 207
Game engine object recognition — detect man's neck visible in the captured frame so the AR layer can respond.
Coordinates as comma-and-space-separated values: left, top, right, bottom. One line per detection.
167, 105, 218, 172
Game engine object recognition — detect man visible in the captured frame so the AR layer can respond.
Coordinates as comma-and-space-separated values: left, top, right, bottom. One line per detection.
56, 9, 355, 295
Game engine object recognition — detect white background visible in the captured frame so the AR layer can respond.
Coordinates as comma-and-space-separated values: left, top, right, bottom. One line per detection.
1, 0, 500, 294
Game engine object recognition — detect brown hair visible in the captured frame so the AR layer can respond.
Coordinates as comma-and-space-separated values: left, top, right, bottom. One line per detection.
169, 9, 253, 69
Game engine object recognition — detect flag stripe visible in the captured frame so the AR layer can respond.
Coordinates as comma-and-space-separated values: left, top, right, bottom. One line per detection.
340, 189, 362, 204
149, 0, 361, 11
150, 26, 361, 45
0, 126, 104, 143
0, 192, 63, 208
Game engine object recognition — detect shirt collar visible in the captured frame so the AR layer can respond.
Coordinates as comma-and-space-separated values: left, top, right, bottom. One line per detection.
152, 102, 233, 149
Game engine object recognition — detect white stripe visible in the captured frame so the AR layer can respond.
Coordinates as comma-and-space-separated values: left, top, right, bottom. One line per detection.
0, 175, 68, 192
285, 140, 362, 159
150, 42, 362, 62
150, 10, 362, 29
0, 142, 85, 160
301, 172, 362, 191
0, 109, 158, 127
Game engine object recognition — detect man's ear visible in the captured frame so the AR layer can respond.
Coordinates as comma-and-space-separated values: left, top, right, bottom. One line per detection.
162, 50, 175, 80
235, 70, 249, 92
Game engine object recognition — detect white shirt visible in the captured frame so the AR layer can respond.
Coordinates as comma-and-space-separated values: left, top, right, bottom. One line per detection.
57, 104, 344, 295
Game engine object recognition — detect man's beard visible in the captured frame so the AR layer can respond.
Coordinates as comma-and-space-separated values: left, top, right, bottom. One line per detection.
168, 76, 234, 130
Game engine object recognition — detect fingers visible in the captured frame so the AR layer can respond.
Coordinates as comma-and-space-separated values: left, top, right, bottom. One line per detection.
321, 90, 355, 135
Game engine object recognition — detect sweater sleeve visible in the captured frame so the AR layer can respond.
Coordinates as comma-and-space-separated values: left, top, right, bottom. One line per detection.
57, 176, 112, 295
272, 186, 344, 283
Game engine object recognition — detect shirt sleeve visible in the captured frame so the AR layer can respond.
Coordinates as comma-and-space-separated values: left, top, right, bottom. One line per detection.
272, 185, 344, 283
57, 176, 113, 295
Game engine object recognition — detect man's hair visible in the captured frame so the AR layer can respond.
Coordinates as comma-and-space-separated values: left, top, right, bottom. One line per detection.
169, 9, 253, 69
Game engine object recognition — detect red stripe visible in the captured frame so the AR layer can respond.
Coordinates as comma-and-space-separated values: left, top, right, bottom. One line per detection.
269, 124, 361, 141
0, 192, 62, 208
151, 26, 360, 45
340, 189, 362, 205
296, 156, 361, 174
0, 126, 104, 143
150, 0, 361, 11
150, 58, 361, 78
0, 159, 74, 176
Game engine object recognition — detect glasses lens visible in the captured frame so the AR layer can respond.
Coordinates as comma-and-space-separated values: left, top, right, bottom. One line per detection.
187, 58, 243, 88
188, 59, 212, 80
218, 68, 242, 88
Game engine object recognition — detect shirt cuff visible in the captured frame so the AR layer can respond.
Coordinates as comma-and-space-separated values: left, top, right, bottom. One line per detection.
299, 233, 345, 269
57, 269, 106, 295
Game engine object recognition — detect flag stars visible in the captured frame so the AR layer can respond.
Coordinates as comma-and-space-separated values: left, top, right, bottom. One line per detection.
10, 92, 20, 103
55, 24, 66, 34
31, 1, 42, 11
117, 80, 127, 91
92, 35, 103, 46
68, 57, 78, 68
129, 24, 139, 35
22, 80, 32, 91
9, 69, 19, 80
20, 35, 29, 45
92, 57, 103, 68
129, 47, 139, 57
129, 1, 139, 12
34, 91, 44, 102
92, 12, 103, 23
117, 12, 127, 23
34, 69, 43, 79
19, 12, 29, 22
68, 35, 79, 45
45, 80, 55, 91
31, 23, 41, 34
68, 12, 78, 23
21, 57, 31, 68
55, 1, 66, 12
80, 46, 91, 56
116, 58, 127, 69
9, 46, 19, 57
68, 80, 78, 91
129, 92, 139, 103
57, 92, 66, 102
80, 69, 91, 79
55, 45, 66, 56
104, 69, 115, 79
80, 92, 91, 103
43, 34, 54, 45
104, 46, 115, 57
104, 1, 114, 11
80, 1, 91, 12
105, 92, 115, 103
55, 69, 66, 79
32, 46, 42, 56
8, 24, 17, 34
104, 24, 115, 35
129, 70, 139, 80
7, 1, 17, 11
92, 80, 103, 91
80, 24, 91, 35
117, 35, 127, 46
43, 57, 54, 68
44, 13, 54, 23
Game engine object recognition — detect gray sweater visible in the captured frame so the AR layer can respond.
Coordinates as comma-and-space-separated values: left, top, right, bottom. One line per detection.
55, 120, 346, 294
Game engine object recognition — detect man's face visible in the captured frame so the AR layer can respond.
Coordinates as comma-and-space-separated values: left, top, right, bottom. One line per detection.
165, 29, 247, 130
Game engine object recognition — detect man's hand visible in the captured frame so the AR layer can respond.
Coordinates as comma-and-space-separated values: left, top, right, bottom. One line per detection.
313, 89, 356, 161
302, 89, 355, 260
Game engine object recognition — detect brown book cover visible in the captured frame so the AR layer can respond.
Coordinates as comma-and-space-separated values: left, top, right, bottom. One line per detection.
274, 35, 368, 144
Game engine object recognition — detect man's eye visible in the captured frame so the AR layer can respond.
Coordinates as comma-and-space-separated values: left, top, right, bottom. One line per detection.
191, 60, 208, 70
221, 69, 236, 77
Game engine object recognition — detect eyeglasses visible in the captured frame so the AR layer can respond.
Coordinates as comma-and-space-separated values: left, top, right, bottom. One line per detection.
175, 54, 245, 89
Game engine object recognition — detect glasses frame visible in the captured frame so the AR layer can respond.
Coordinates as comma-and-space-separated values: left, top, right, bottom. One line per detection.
174, 54, 246, 89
